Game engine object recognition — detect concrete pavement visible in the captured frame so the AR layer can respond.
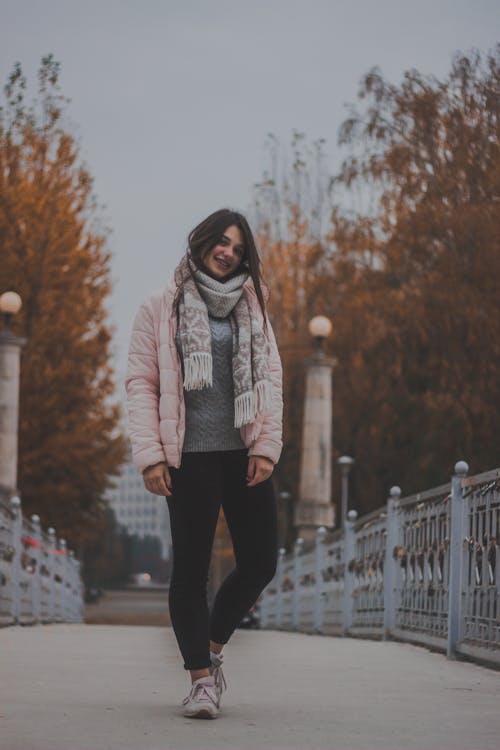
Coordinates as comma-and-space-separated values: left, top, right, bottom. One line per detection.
1, 624, 499, 750
84, 588, 171, 626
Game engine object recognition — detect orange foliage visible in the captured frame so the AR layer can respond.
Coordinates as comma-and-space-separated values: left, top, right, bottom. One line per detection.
0, 57, 127, 548
253, 48, 500, 531
328, 47, 500, 507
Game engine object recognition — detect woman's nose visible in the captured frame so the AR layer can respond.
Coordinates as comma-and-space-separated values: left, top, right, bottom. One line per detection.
222, 246, 237, 261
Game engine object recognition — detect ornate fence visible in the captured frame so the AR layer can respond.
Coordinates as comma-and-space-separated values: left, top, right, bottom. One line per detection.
0, 494, 84, 626
260, 461, 499, 669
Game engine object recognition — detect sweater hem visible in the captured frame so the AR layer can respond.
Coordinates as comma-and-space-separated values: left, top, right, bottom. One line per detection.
182, 440, 246, 452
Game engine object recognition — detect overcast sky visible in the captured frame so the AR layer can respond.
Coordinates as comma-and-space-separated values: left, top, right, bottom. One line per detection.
2, 0, 498, 396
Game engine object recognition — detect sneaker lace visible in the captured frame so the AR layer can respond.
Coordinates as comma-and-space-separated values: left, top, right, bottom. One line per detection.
182, 682, 217, 706
212, 664, 227, 694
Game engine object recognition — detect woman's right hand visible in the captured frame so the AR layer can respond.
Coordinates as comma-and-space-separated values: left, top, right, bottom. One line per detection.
142, 461, 173, 497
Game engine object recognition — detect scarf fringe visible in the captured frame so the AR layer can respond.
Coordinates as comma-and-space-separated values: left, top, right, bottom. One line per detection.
234, 391, 256, 428
234, 380, 273, 428
184, 352, 212, 390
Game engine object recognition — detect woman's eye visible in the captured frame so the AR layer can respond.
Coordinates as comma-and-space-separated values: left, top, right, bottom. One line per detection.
217, 240, 244, 256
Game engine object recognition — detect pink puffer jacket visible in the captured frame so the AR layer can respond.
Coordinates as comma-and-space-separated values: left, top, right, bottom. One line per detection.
125, 275, 283, 474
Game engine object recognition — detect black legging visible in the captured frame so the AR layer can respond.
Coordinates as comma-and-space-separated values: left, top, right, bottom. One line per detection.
166, 448, 278, 670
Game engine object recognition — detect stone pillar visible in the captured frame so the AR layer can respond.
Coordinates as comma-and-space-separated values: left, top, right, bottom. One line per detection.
0, 330, 27, 499
294, 347, 337, 544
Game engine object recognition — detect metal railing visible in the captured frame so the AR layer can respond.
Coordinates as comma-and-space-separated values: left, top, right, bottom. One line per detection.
260, 461, 499, 668
0, 494, 84, 626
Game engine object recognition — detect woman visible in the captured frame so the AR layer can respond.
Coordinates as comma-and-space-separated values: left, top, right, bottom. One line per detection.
125, 208, 283, 718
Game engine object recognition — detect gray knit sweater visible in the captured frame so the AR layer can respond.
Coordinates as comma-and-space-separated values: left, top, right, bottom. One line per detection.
175, 313, 246, 452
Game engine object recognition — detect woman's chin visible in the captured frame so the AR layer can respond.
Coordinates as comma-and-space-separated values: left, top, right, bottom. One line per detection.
203, 262, 231, 281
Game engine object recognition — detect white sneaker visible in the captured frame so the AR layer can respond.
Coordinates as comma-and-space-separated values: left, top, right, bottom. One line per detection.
182, 676, 219, 719
209, 652, 227, 708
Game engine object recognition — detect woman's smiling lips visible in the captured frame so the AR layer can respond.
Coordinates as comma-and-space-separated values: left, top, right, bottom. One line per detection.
215, 256, 231, 270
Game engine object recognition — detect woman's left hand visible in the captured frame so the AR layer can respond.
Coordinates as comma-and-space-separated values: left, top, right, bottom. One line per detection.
246, 455, 274, 487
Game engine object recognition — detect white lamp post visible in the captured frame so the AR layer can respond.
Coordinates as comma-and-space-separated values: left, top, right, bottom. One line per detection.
294, 315, 337, 544
1, 291, 22, 329
337, 455, 355, 529
308, 315, 332, 352
278, 489, 292, 549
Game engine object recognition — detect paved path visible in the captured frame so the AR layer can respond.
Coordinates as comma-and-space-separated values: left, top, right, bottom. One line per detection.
84, 587, 171, 626
1, 624, 499, 750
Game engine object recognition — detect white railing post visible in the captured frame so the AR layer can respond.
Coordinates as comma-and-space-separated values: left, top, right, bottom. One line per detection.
68, 550, 76, 621
10, 495, 22, 624
276, 547, 286, 629
259, 586, 269, 627
384, 487, 401, 639
292, 537, 304, 631
68, 550, 84, 622
47, 527, 56, 622
31, 514, 41, 623
313, 526, 327, 633
78, 559, 85, 622
59, 538, 67, 621
447, 460, 468, 659
342, 509, 358, 636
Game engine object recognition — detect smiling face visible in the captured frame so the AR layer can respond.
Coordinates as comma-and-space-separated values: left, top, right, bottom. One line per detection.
201, 224, 246, 280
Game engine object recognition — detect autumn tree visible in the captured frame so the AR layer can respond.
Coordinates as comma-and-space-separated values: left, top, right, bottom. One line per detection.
0, 56, 127, 551
252, 47, 499, 532
328, 45, 500, 510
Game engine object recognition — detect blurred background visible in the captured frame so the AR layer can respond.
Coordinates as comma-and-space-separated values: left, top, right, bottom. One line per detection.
1, 0, 498, 624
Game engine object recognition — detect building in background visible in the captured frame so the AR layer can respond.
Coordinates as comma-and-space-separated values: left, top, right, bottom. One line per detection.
105, 450, 172, 562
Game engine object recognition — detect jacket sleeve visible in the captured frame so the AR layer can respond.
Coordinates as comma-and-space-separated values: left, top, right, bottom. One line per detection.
124, 298, 166, 474
248, 314, 284, 465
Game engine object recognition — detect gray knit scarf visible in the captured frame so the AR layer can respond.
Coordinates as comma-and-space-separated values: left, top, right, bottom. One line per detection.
174, 254, 273, 428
